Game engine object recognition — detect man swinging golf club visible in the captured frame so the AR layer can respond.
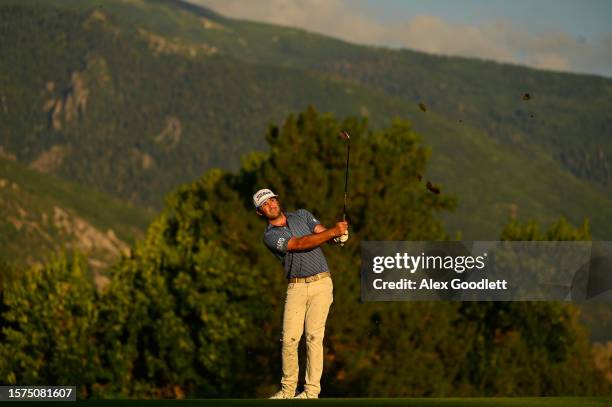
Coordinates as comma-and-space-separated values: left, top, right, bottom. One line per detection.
254, 188, 348, 399
256, 131, 351, 399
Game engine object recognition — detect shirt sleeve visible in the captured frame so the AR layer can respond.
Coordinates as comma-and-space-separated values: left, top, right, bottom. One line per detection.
297, 209, 321, 233
263, 227, 293, 254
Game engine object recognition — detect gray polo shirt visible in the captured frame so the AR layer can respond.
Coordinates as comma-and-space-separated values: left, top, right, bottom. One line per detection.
263, 209, 330, 279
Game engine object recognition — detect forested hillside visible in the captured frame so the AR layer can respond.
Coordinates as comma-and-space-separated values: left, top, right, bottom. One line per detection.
1, 0, 610, 241
0, 157, 151, 270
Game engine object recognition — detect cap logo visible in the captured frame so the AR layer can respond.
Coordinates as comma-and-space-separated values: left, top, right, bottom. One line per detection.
253, 188, 278, 208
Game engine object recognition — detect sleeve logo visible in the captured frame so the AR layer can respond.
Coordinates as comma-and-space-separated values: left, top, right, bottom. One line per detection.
276, 237, 286, 250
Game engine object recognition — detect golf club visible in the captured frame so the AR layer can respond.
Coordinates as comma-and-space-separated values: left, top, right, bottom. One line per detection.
339, 130, 351, 221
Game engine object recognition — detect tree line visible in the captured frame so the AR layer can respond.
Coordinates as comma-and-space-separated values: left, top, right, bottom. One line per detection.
0, 107, 608, 398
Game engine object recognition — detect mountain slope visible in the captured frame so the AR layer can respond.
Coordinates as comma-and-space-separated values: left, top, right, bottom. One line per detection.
0, 0, 610, 240
46, 0, 611, 187
0, 157, 152, 269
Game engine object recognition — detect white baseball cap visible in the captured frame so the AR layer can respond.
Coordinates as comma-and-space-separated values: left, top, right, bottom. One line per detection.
253, 188, 279, 208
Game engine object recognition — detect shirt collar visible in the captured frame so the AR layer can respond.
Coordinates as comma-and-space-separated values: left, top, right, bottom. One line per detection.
266, 211, 294, 230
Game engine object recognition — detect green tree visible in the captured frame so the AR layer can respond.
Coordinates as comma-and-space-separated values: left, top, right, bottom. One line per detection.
500, 217, 591, 241
92, 211, 262, 398
0, 253, 100, 397
3, 105, 606, 398
456, 217, 608, 395
148, 106, 460, 397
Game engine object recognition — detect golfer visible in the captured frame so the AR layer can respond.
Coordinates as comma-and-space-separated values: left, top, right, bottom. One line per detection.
253, 188, 348, 399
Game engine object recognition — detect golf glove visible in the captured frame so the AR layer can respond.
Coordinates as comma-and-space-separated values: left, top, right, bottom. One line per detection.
334, 230, 349, 246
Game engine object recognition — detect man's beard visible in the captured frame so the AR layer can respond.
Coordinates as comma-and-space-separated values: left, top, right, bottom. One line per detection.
267, 207, 282, 220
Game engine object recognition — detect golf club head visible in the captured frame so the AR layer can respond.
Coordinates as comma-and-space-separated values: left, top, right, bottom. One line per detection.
339, 130, 350, 140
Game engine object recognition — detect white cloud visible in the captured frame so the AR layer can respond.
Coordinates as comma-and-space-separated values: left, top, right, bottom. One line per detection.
188, 0, 612, 77
399, 17, 515, 62
194, 0, 388, 45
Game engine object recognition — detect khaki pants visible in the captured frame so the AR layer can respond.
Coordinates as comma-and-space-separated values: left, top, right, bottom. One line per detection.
280, 276, 333, 396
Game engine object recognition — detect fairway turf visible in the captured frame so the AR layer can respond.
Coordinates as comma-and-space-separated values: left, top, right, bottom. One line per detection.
5, 398, 610, 406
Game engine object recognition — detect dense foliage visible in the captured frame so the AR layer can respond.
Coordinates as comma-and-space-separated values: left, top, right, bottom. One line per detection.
458, 217, 601, 395
0, 108, 607, 398
0, 254, 100, 388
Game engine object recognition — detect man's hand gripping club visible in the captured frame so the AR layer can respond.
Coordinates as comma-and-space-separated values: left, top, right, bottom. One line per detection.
286, 220, 348, 251
332, 224, 349, 246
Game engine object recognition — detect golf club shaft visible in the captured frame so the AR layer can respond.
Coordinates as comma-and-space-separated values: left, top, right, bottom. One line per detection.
343, 137, 350, 221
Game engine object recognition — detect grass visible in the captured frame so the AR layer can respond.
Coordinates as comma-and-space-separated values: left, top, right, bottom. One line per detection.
10, 397, 612, 407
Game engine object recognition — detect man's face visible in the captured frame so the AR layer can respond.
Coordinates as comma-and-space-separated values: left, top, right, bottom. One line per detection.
257, 197, 281, 219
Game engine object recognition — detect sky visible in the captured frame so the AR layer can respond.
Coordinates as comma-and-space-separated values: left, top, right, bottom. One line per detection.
188, 0, 612, 78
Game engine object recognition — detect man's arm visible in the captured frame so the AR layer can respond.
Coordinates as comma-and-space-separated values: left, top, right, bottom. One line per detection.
313, 224, 327, 234
286, 222, 347, 251
313, 224, 337, 245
